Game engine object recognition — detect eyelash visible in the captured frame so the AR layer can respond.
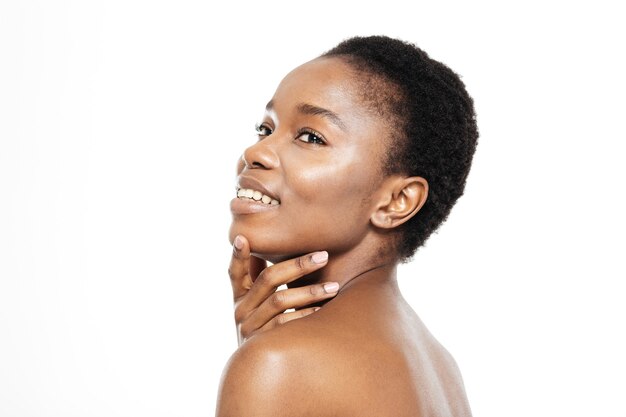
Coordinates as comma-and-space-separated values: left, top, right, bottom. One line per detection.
254, 123, 272, 137
254, 123, 326, 145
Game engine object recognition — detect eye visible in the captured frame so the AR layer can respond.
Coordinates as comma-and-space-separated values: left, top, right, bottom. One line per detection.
296, 128, 325, 145
255, 123, 273, 137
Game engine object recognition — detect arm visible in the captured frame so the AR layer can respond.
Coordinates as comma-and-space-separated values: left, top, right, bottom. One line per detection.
216, 325, 351, 417
216, 340, 278, 417
216, 337, 313, 417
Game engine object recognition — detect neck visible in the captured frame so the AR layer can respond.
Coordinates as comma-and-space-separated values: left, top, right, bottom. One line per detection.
286, 244, 399, 295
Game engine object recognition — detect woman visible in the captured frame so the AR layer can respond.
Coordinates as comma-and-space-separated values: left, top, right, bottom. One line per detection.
217, 36, 478, 416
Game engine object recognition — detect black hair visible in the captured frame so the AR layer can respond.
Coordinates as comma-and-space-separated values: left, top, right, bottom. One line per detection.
321, 36, 478, 262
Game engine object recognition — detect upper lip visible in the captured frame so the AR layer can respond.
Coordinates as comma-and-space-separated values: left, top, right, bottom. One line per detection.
236, 175, 280, 202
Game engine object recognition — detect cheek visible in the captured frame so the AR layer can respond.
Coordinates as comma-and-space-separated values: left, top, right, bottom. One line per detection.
287, 154, 368, 202
280, 156, 375, 242
229, 143, 382, 259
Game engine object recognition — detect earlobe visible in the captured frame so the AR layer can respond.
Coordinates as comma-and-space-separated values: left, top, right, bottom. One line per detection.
371, 176, 428, 229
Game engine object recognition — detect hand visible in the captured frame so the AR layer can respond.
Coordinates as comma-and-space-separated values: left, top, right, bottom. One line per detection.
228, 235, 339, 345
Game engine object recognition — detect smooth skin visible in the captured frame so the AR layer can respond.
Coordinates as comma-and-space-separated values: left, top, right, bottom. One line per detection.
217, 57, 472, 417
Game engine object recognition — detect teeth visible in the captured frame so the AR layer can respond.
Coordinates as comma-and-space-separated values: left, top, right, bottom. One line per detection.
236, 188, 280, 205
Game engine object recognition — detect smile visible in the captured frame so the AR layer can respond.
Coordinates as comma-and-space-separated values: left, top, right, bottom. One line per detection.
236, 188, 280, 205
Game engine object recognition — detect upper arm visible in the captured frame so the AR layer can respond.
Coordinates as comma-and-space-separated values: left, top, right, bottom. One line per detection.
216, 341, 274, 417
216, 337, 317, 417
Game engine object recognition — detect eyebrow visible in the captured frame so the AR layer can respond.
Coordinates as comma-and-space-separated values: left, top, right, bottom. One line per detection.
265, 100, 347, 132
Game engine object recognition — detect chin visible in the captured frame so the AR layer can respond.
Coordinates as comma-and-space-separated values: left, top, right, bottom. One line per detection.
228, 221, 309, 264
256, 252, 304, 265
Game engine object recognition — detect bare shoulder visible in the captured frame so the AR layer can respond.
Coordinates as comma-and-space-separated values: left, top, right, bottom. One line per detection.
216, 337, 281, 417
216, 317, 342, 417
217, 308, 472, 417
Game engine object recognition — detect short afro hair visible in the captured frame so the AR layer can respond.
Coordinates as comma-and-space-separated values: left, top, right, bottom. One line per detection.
321, 36, 478, 262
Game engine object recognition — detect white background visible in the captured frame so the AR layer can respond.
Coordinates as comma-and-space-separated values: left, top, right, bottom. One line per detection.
1, 1, 624, 416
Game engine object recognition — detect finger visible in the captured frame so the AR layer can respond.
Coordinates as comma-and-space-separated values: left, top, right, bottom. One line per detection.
242, 308, 306, 345
228, 235, 254, 300
244, 282, 339, 331
241, 251, 329, 312
259, 307, 321, 332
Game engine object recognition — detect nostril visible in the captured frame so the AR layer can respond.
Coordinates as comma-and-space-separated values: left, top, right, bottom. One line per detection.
242, 142, 279, 170
240, 153, 257, 169
242, 155, 266, 169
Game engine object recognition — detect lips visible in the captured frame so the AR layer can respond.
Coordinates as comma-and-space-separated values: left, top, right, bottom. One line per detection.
230, 175, 281, 215
236, 188, 280, 205
236, 175, 280, 204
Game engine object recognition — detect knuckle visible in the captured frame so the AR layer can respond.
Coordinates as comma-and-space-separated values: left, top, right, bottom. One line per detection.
294, 255, 306, 271
308, 285, 322, 296
239, 324, 251, 339
270, 291, 286, 309
274, 314, 288, 326
234, 306, 246, 324
256, 270, 272, 287
231, 250, 242, 263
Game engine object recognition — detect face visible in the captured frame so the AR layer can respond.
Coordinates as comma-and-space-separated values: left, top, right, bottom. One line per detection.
229, 57, 391, 263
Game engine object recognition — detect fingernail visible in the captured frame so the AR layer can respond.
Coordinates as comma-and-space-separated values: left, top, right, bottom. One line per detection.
323, 282, 339, 293
311, 251, 328, 264
234, 235, 243, 250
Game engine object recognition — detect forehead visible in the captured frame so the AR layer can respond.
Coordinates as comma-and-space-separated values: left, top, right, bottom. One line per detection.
269, 57, 373, 126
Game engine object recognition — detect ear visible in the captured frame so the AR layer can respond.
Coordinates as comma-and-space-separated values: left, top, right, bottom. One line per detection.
370, 176, 429, 229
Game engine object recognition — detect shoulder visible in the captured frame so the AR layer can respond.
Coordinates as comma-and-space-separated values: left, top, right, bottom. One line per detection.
215, 308, 434, 417
215, 337, 286, 417
215, 322, 340, 417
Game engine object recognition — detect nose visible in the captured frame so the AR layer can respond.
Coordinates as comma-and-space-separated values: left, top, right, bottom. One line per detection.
241, 138, 280, 170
